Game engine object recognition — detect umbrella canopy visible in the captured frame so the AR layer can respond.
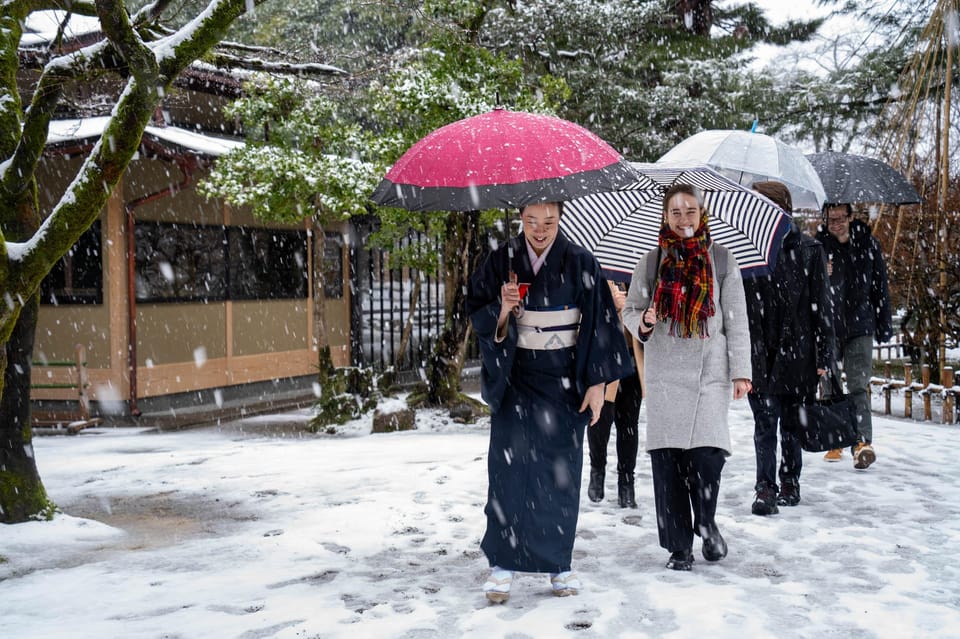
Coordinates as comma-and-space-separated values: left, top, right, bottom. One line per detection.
806, 151, 922, 205
657, 130, 826, 211
561, 163, 793, 282
370, 107, 638, 211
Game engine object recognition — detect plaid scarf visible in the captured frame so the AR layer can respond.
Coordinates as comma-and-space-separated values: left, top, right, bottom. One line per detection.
653, 211, 715, 339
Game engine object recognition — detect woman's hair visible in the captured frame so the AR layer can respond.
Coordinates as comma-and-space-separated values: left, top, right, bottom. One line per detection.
519, 201, 564, 217
752, 180, 792, 212
661, 183, 705, 216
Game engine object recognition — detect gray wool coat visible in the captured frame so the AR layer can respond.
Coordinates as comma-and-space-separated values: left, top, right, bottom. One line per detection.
622, 243, 752, 455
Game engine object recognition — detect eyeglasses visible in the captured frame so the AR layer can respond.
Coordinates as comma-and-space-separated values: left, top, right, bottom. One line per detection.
827, 216, 849, 226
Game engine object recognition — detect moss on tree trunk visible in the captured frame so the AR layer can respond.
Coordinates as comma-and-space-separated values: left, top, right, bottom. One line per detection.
0, 291, 53, 523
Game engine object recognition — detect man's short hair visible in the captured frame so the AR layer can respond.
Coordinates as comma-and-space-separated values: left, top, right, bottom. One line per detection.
822, 202, 853, 217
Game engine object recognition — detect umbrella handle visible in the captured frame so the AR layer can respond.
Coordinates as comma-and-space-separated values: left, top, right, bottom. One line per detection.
507, 271, 524, 317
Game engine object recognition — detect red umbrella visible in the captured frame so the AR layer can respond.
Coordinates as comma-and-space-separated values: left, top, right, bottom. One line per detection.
370, 107, 637, 211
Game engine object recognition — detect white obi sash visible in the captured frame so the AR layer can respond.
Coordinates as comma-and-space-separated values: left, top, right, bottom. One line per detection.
516, 307, 581, 350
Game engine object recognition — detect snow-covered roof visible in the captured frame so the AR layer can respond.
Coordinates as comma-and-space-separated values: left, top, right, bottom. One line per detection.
47, 117, 244, 157
20, 10, 102, 48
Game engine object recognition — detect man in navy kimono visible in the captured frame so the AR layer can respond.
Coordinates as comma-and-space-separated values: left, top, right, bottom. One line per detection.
466, 201, 634, 603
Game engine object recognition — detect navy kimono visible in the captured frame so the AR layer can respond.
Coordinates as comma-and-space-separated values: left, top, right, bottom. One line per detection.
466, 230, 634, 573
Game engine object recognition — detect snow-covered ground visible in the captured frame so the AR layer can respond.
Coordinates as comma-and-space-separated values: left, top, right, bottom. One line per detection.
3, 393, 959, 639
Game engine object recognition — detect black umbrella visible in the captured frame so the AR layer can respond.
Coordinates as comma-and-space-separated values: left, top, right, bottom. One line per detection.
806, 151, 921, 205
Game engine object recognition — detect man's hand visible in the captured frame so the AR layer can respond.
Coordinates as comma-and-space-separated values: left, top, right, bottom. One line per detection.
580, 383, 605, 426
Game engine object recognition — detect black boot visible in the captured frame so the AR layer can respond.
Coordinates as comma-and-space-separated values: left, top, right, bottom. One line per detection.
617, 472, 637, 508
588, 468, 604, 502
777, 478, 801, 506
701, 525, 728, 562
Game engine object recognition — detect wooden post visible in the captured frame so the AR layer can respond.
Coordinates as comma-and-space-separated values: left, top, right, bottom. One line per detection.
922, 364, 932, 421
904, 363, 913, 419
75, 344, 90, 421
883, 361, 892, 415
943, 367, 955, 425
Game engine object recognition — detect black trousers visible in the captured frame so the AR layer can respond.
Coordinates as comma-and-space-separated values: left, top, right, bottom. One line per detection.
748, 393, 805, 490
587, 374, 642, 475
649, 447, 726, 552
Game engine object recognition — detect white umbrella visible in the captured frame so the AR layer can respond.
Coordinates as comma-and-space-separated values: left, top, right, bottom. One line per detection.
657, 130, 827, 211
562, 163, 793, 282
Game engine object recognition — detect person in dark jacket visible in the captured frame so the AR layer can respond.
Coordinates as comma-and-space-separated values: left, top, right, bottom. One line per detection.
816, 204, 893, 469
587, 280, 643, 508
745, 181, 836, 515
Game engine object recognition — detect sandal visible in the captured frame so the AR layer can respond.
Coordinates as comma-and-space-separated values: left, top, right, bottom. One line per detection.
483, 567, 513, 603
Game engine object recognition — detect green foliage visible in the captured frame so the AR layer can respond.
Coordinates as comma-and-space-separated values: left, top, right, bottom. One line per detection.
480, 0, 800, 159
198, 75, 383, 223
753, 2, 922, 154
362, 17, 568, 263
225, 0, 425, 71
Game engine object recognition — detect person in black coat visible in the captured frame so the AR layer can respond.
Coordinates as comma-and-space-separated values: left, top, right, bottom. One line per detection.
745, 181, 836, 515
587, 280, 643, 508
816, 204, 893, 469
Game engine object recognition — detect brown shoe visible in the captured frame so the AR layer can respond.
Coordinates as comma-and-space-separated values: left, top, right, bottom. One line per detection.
854, 443, 876, 470
824, 448, 843, 462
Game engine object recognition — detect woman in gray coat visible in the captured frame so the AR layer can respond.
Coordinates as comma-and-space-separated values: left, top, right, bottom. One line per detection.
622, 183, 752, 571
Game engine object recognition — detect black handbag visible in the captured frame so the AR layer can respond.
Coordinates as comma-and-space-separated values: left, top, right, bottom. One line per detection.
785, 372, 860, 453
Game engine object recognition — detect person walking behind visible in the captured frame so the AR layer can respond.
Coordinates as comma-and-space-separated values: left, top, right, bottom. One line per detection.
744, 182, 836, 516
467, 201, 634, 603
588, 280, 643, 508
817, 204, 893, 469
623, 184, 752, 571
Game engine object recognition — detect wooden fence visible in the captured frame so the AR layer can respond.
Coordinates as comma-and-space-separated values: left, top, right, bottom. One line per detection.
871, 362, 958, 424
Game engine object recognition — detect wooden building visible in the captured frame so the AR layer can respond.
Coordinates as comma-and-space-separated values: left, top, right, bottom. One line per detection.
21, 11, 351, 420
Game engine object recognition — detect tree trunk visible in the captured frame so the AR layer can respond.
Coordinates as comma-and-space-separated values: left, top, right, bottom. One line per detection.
0, 295, 51, 523
424, 211, 482, 406
675, 0, 713, 36
311, 218, 335, 382
394, 271, 422, 370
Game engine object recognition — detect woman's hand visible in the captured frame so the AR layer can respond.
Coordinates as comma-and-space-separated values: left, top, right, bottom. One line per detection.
733, 378, 752, 400
579, 383, 605, 426
499, 273, 521, 322
609, 282, 627, 313
639, 307, 657, 334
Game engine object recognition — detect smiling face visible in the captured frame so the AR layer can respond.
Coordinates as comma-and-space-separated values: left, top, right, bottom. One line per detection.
825, 205, 852, 243
664, 191, 702, 238
520, 202, 561, 255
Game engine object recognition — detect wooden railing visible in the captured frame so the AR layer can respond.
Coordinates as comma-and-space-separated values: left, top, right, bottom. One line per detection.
871, 362, 958, 424
31, 344, 103, 434
874, 334, 905, 361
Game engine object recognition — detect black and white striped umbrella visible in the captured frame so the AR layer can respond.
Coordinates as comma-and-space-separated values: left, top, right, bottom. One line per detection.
562, 163, 792, 282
